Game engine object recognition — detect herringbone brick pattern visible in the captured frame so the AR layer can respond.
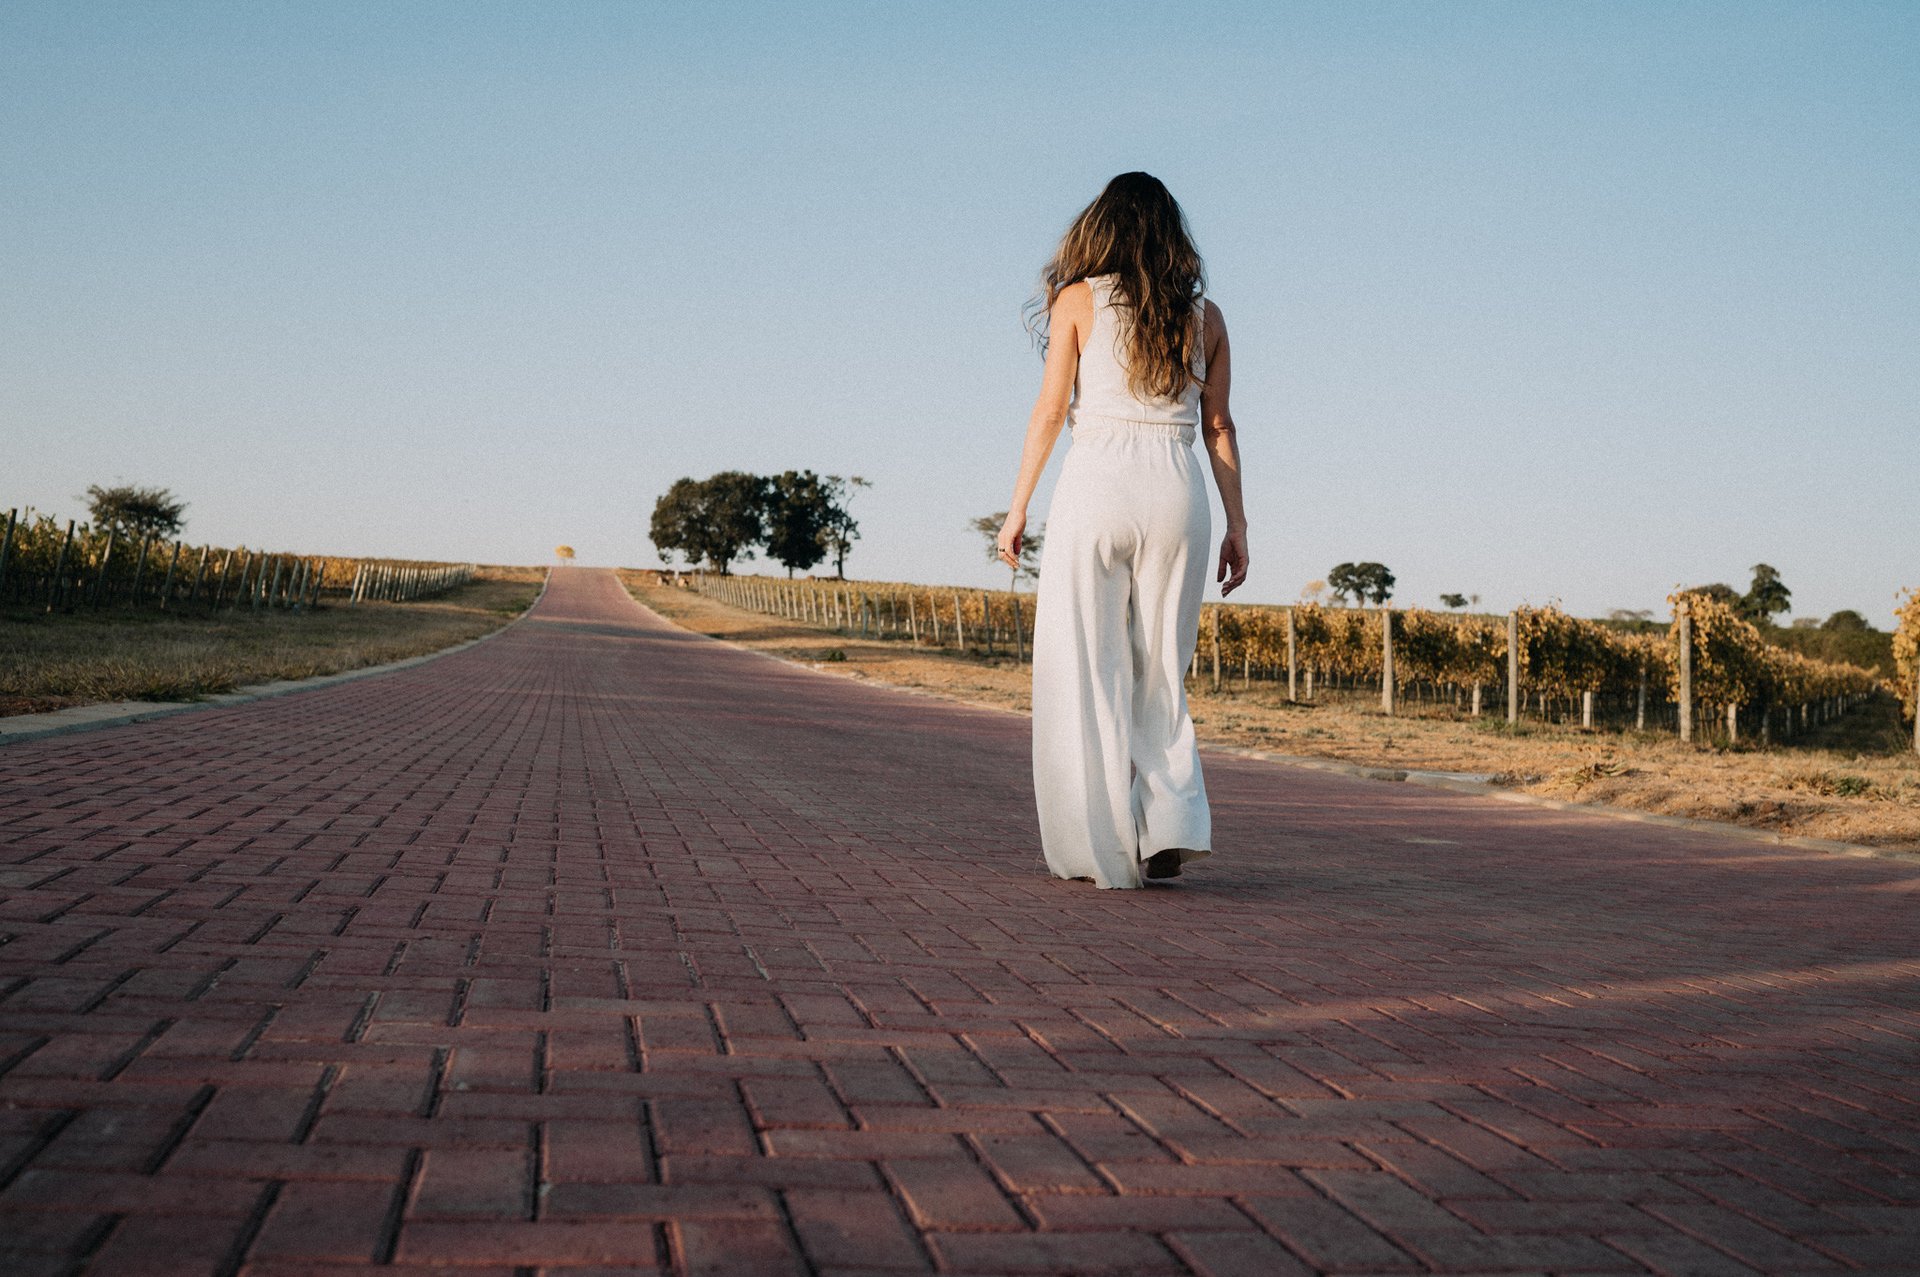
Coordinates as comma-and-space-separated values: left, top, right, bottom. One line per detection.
2, 567, 1916, 1275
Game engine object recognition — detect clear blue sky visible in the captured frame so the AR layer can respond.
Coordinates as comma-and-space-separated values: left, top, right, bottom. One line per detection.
4, 1, 1915, 623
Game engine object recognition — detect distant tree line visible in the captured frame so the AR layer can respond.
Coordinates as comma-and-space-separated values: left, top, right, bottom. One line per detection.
649, 471, 868, 577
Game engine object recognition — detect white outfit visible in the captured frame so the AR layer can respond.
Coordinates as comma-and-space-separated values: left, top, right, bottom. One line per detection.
1032, 275, 1213, 889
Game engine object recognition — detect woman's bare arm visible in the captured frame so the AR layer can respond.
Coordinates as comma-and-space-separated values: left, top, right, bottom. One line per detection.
1199, 300, 1250, 595
997, 282, 1091, 571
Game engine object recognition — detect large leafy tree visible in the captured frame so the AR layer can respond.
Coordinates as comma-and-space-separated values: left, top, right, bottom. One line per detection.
820, 475, 870, 580
86, 484, 186, 540
1328, 561, 1394, 606
1743, 563, 1791, 623
649, 478, 702, 569
648, 472, 768, 574
762, 470, 833, 578
971, 512, 1045, 590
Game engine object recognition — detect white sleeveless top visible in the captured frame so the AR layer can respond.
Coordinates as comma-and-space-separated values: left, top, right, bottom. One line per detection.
1069, 274, 1205, 430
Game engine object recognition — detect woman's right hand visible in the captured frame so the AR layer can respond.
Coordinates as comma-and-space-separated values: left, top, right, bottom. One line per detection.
1217, 528, 1249, 596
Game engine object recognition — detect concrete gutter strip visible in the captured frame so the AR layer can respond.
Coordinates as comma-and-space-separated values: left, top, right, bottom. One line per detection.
0, 570, 550, 748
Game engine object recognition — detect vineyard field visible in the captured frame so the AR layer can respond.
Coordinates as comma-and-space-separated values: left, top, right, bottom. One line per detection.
0, 506, 478, 614
626, 572, 1920, 847
653, 569, 1907, 751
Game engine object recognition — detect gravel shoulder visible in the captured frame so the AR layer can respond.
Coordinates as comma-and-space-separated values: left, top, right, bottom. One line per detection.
626, 572, 1920, 851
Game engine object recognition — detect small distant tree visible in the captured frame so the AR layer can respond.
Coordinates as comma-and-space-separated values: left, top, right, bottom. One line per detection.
762, 470, 833, 578
1330, 561, 1394, 606
86, 484, 186, 540
1608, 607, 1655, 623
554, 545, 576, 563
1822, 609, 1872, 633
820, 475, 871, 579
1439, 592, 1468, 610
972, 513, 1045, 590
1743, 563, 1791, 623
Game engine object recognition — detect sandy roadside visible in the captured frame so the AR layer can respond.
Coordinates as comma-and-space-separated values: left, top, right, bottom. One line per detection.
624, 573, 1920, 851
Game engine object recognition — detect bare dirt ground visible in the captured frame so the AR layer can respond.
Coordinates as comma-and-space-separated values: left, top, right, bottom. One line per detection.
0, 568, 543, 716
626, 572, 1920, 851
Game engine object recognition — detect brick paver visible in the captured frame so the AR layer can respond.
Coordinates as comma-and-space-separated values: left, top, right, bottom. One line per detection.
3, 567, 1917, 1275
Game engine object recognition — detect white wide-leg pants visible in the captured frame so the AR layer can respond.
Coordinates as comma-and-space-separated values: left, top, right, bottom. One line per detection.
1032, 418, 1213, 889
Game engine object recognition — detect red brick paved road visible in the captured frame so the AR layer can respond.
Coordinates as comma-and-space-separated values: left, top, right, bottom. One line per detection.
3, 567, 1918, 1276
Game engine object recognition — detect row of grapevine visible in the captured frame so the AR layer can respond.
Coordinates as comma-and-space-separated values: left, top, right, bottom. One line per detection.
0, 507, 473, 613
688, 572, 1037, 660
1895, 588, 1919, 750
679, 570, 1889, 745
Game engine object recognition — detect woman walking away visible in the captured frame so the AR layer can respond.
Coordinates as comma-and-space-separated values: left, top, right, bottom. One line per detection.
997, 172, 1250, 890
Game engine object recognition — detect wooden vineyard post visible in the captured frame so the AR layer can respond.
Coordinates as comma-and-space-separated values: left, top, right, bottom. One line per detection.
1470, 683, 1482, 717
129, 536, 152, 604
1012, 595, 1025, 663
49, 521, 75, 612
190, 548, 214, 606
0, 508, 15, 600
978, 591, 994, 656
1380, 609, 1395, 715
90, 529, 117, 607
952, 591, 966, 653
907, 592, 919, 643
1210, 607, 1221, 691
1242, 649, 1251, 689
216, 550, 239, 610
1677, 600, 1695, 743
1506, 612, 1520, 724
1636, 664, 1648, 731
1581, 690, 1594, 729
1286, 608, 1298, 702
1726, 702, 1739, 744
159, 541, 182, 608
1913, 666, 1919, 755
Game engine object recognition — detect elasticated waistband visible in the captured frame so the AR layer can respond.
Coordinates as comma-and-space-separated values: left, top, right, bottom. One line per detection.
1069, 414, 1196, 445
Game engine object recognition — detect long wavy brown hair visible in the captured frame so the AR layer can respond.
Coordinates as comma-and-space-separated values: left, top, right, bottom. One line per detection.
1029, 172, 1206, 401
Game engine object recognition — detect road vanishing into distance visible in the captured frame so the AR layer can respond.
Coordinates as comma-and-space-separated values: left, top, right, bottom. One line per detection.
2, 567, 1917, 1275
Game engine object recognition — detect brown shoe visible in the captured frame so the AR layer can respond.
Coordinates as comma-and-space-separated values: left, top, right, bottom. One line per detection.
1144, 850, 1184, 880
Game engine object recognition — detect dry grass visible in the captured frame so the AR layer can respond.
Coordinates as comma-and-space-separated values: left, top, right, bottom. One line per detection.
0, 568, 543, 715
624, 572, 1920, 851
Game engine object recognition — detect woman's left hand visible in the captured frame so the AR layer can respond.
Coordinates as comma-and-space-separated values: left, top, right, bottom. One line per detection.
996, 510, 1026, 570
1217, 527, 1249, 596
